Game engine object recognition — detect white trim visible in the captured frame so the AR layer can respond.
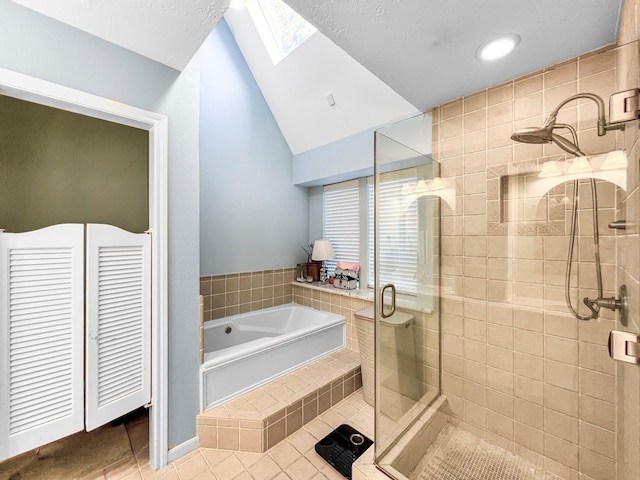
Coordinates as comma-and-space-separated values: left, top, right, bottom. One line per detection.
167, 436, 200, 464
0, 67, 169, 469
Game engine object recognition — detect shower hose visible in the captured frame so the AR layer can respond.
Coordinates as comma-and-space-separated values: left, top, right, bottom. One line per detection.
565, 178, 603, 320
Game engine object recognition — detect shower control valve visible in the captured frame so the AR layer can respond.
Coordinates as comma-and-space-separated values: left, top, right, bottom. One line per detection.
583, 285, 629, 324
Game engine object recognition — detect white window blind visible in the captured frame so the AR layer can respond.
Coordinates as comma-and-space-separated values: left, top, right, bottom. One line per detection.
368, 176, 418, 294
323, 181, 360, 276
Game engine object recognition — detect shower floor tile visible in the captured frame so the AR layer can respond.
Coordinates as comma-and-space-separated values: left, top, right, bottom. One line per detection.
410, 424, 565, 480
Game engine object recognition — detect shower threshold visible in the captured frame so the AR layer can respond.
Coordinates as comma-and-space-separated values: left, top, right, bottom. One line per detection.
409, 423, 565, 480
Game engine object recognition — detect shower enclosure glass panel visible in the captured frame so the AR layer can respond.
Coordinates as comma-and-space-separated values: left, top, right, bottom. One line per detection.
373, 113, 441, 474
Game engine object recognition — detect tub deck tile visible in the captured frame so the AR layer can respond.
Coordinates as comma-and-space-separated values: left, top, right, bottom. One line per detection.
197, 348, 362, 452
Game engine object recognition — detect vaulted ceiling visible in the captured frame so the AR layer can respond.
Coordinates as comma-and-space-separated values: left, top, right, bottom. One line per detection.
10, 0, 624, 152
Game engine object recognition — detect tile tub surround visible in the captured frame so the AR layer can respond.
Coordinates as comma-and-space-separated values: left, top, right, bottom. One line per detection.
292, 282, 373, 352
432, 13, 640, 480
197, 348, 362, 453
200, 268, 296, 321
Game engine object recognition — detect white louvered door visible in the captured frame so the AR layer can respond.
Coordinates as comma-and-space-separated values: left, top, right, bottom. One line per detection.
0, 224, 85, 461
85, 224, 150, 431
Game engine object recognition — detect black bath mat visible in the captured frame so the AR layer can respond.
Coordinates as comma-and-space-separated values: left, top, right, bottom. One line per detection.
314, 424, 373, 479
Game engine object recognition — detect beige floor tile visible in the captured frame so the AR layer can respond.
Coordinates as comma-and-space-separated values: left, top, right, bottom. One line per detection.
319, 463, 345, 480
269, 441, 301, 470
304, 418, 334, 440
287, 429, 318, 455
201, 449, 234, 468
193, 471, 216, 480
285, 457, 319, 478
247, 455, 282, 480
139, 463, 175, 479
157, 470, 179, 480
210, 454, 245, 480
176, 453, 210, 480
306, 450, 329, 471
311, 472, 330, 480
233, 472, 254, 480
234, 451, 263, 469
272, 472, 293, 479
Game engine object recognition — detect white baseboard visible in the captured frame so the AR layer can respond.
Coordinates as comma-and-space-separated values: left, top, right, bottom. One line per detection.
167, 436, 200, 464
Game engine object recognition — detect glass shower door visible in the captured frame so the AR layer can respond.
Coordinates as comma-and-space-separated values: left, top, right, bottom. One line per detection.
373, 113, 442, 473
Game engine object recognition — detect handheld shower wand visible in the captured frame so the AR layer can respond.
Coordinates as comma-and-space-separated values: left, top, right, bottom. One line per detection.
511, 93, 625, 321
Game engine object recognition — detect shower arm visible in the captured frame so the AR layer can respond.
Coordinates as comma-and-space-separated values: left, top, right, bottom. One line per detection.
545, 93, 625, 136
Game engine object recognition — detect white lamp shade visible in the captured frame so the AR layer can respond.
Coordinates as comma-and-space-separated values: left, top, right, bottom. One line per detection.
430, 177, 445, 190
567, 156, 593, 174
311, 239, 336, 261
539, 160, 561, 178
601, 150, 627, 170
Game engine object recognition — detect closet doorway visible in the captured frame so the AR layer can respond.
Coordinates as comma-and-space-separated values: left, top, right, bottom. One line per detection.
0, 67, 168, 469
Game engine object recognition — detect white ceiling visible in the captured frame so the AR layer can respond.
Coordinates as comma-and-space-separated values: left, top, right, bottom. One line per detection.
10, 0, 624, 151
224, 7, 419, 155
11, 0, 229, 71
284, 0, 624, 111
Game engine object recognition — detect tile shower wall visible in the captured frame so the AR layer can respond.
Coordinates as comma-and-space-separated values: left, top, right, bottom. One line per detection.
615, 1, 640, 480
200, 268, 296, 321
433, 2, 640, 478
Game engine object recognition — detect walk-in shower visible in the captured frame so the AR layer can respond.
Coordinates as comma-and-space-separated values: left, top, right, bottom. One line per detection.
511, 92, 629, 321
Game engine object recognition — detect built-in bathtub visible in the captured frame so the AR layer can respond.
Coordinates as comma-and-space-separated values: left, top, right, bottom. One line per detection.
200, 303, 346, 411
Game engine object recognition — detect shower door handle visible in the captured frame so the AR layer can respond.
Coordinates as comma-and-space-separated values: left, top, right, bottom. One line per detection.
380, 283, 396, 318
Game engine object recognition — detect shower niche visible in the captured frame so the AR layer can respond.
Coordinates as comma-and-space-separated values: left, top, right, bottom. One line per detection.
496, 152, 627, 226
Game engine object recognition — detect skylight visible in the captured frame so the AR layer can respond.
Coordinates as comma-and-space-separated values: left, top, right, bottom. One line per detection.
248, 0, 316, 63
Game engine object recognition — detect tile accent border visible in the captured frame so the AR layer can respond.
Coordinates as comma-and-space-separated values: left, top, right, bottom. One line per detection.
200, 268, 296, 321
197, 349, 362, 453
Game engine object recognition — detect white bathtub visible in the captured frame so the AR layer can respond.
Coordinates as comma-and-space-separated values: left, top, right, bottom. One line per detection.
200, 303, 345, 411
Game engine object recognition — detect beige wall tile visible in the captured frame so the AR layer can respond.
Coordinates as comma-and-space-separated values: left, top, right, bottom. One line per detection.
432, 31, 639, 478
487, 366, 513, 395
487, 388, 514, 417
515, 329, 543, 356
544, 434, 579, 470
486, 410, 514, 440
515, 375, 544, 406
545, 360, 579, 392
515, 421, 544, 455
544, 61, 577, 89
544, 409, 578, 444
580, 447, 615, 480
487, 84, 513, 105
515, 74, 543, 97
515, 398, 543, 429
580, 369, 615, 403
464, 91, 487, 113
544, 385, 578, 417
581, 421, 615, 460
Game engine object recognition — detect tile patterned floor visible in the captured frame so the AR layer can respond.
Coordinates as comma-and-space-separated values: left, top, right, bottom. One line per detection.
409, 424, 565, 480
87, 390, 374, 480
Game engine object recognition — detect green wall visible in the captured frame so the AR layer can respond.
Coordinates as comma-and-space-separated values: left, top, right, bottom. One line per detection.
0, 95, 149, 233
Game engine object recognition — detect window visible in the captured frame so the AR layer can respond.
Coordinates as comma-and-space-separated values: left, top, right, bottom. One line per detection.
367, 176, 418, 294
248, 0, 316, 64
322, 173, 423, 296
323, 181, 360, 276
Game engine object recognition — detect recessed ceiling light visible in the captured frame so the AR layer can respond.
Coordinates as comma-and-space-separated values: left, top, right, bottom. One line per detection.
477, 34, 521, 62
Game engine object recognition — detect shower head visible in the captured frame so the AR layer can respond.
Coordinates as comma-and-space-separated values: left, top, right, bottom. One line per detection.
511, 122, 585, 156
511, 92, 623, 156
510, 126, 553, 144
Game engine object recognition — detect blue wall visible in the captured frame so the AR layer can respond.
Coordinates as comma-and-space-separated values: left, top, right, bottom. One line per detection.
0, 0, 200, 453
200, 20, 309, 275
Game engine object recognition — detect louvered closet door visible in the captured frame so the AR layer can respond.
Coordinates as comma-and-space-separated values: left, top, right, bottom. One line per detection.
0, 224, 85, 461
85, 224, 150, 431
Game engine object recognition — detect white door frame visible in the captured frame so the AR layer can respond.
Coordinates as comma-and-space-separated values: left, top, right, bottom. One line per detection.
0, 67, 169, 469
